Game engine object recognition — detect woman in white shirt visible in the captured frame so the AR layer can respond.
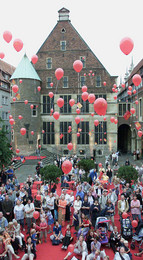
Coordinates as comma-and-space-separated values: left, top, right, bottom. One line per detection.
114, 247, 130, 260
73, 195, 82, 212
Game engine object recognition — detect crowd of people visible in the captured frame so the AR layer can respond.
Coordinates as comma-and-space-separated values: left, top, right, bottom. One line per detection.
0, 154, 142, 260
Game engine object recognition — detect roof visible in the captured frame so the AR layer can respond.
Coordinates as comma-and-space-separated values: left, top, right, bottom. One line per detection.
0, 59, 15, 84
127, 58, 143, 80
58, 7, 70, 13
10, 54, 41, 81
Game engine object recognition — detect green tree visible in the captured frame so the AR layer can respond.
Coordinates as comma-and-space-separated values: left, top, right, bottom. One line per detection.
40, 164, 62, 190
0, 118, 13, 170
78, 159, 95, 182
117, 166, 138, 183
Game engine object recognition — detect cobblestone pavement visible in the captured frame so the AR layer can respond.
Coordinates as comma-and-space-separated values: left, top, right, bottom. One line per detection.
15, 153, 143, 183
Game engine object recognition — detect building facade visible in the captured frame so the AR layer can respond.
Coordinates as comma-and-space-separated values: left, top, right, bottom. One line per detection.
0, 60, 15, 140
118, 59, 143, 155
11, 8, 118, 157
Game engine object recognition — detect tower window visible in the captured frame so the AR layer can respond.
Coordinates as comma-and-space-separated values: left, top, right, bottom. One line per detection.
60, 41, 66, 51
32, 105, 37, 117
63, 76, 68, 88
46, 58, 52, 69
96, 76, 101, 87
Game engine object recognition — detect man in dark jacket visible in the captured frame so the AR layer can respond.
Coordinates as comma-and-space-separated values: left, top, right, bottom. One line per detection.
2, 195, 13, 222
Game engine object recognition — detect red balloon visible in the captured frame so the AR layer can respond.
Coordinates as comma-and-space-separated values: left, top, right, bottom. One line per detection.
94, 98, 107, 116
50, 82, 53, 87
114, 96, 117, 100
113, 84, 117, 89
133, 89, 136, 94
112, 88, 115, 92
12, 85, 19, 93
68, 126, 72, 130
82, 86, 87, 92
42, 130, 45, 134
68, 244, 74, 253
49, 92, 54, 98
18, 115, 23, 120
69, 99, 75, 107
88, 94, 95, 104
9, 119, 15, 125
24, 100, 28, 104
31, 55, 38, 64
115, 89, 118, 93
138, 131, 143, 137
67, 143, 73, 151
82, 92, 88, 102
75, 117, 80, 124
62, 160, 72, 174
122, 83, 125, 88
103, 81, 106, 86
16, 149, 20, 154
132, 74, 142, 86
120, 37, 134, 55
98, 163, 102, 168
13, 97, 16, 102
92, 73, 95, 76
128, 86, 132, 91
122, 212, 128, 219
130, 107, 135, 114
53, 112, 60, 120
3, 31, 12, 43
77, 132, 80, 137
30, 104, 34, 109
36, 195, 41, 201
37, 86, 41, 92
103, 117, 106, 121
91, 113, 94, 117
114, 119, 118, 124
73, 60, 83, 73
94, 120, 99, 126
51, 108, 54, 113
84, 73, 86, 76
76, 108, 80, 114
9, 115, 13, 119
132, 220, 138, 228
20, 128, 26, 136
33, 211, 40, 220
13, 39, 23, 52
110, 117, 115, 123
19, 79, 22, 84
127, 90, 132, 96
55, 68, 64, 80
0, 53, 5, 59
38, 145, 41, 148
57, 98, 64, 108
135, 100, 138, 105
31, 131, 34, 135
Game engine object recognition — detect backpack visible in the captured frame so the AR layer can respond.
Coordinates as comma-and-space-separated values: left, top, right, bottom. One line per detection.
121, 218, 132, 240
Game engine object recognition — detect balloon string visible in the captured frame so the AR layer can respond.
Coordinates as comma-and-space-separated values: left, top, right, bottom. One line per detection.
77, 73, 80, 103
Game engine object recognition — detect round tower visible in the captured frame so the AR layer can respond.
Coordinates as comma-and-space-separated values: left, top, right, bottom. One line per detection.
10, 54, 41, 155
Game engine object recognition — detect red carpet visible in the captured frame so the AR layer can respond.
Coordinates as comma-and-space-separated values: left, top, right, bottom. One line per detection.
17, 183, 142, 260
13, 156, 46, 160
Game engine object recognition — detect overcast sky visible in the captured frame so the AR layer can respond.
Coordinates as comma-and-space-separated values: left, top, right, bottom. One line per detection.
0, 0, 143, 82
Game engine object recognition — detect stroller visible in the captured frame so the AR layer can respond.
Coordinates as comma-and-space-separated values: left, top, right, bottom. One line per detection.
121, 217, 133, 240
131, 222, 143, 250
95, 217, 109, 245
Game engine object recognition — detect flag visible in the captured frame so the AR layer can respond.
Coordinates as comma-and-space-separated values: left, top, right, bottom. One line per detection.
77, 102, 82, 109
123, 111, 131, 120
135, 122, 141, 130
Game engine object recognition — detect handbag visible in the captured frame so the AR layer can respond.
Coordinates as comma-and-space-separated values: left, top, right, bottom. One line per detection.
52, 237, 60, 245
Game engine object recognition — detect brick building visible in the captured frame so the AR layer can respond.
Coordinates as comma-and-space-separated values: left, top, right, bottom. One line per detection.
0, 60, 15, 140
11, 8, 118, 157
118, 59, 143, 155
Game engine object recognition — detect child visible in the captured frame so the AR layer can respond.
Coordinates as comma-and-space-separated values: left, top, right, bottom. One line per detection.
40, 218, 47, 243
46, 208, 54, 234
32, 223, 41, 244
99, 227, 106, 241
31, 229, 37, 250
61, 224, 73, 250
123, 240, 132, 259
72, 210, 79, 231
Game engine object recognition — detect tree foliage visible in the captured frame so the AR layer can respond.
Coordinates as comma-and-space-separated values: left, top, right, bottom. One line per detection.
0, 118, 13, 170
117, 166, 138, 183
40, 164, 62, 189
78, 159, 95, 182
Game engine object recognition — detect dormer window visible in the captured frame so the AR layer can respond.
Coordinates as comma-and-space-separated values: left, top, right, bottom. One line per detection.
60, 41, 66, 51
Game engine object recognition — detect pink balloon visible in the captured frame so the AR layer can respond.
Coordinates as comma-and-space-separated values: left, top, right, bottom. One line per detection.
19, 79, 22, 84
82, 92, 88, 102
91, 113, 94, 117
20, 128, 26, 136
31, 55, 38, 64
9, 119, 15, 125
77, 132, 80, 137
73, 60, 83, 73
30, 104, 34, 109
99, 163, 102, 168
55, 68, 64, 80
57, 98, 64, 108
113, 84, 117, 88
110, 117, 115, 123
127, 90, 132, 96
12, 85, 19, 93
33, 211, 40, 220
132, 220, 138, 228
69, 99, 75, 107
94, 98, 107, 116
9, 115, 13, 119
67, 143, 73, 151
103, 117, 106, 121
13, 39, 23, 52
50, 82, 53, 87
120, 37, 134, 55
3, 31, 12, 43
114, 119, 118, 124
82, 86, 88, 92
0, 52, 5, 59
135, 100, 138, 105
13, 97, 16, 102
53, 112, 60, 120
132, 74, 142, 86
24, 100, 28, 104
133, 89, 136, 94
94, 120, 99, 126
49, 92, 54, 98
75, 117, 80, 124
31, 131, 34, 135
128, 86, 132, 91
88, 94, 95, 104
42, 130, 45, 134
76, 108, 80, 114
114, 96, 117, 100
16, 149, 20, 154
121, 83, 125, 88
130, 107, 135, 114
103, 81, 106, 86
37, 86, 41, 92
138, 131, 143, 137
18, 115, 23, 120
62, 160, 72, 174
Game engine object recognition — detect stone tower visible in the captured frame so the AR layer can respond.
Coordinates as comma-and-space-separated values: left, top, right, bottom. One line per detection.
10, 54, 41, 154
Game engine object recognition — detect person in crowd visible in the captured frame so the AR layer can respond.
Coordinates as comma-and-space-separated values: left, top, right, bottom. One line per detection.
131, 194, 141, 221
46, 192, 54, 218
2, 229, 20, 259
86, 235, 106, 260
125, 159, 130, 166
81, 195, 90, 217
90, 198, 100, 228
107, 189, 117, 208
106, 165, 113, 185
86, 229, 94, 252
54, 195, 59, 221
13, 219, 25, 249
82, 182, 91, 196
50, 221, 64, 244
21, 236, 36, 260
61, 224, 73, 250
118, 195, 129, 220
77, 213, 91, 238
62, 189, 71, 222
46, 207, 54, 233
0, 236, 7, 259
114, 246, 130, 260
89, 169, 97, 185
72, 210, 79, 231
64, 235, 88, 260
113, 162, 119, 175
109, 226, 121, 253
2, 195, 13, 222
74, 195, 82, 213
58, 194, 67, 226
24, 199, 35, 235
105, 198, 115, 230
0, 212, 8, 229
61, 179, 69, 189
99, 190, 108, 211
14, 199, 25, 231
31, 229, 37, 250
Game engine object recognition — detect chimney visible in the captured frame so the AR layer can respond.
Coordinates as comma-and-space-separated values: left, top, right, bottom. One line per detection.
58, 7, 70, 21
